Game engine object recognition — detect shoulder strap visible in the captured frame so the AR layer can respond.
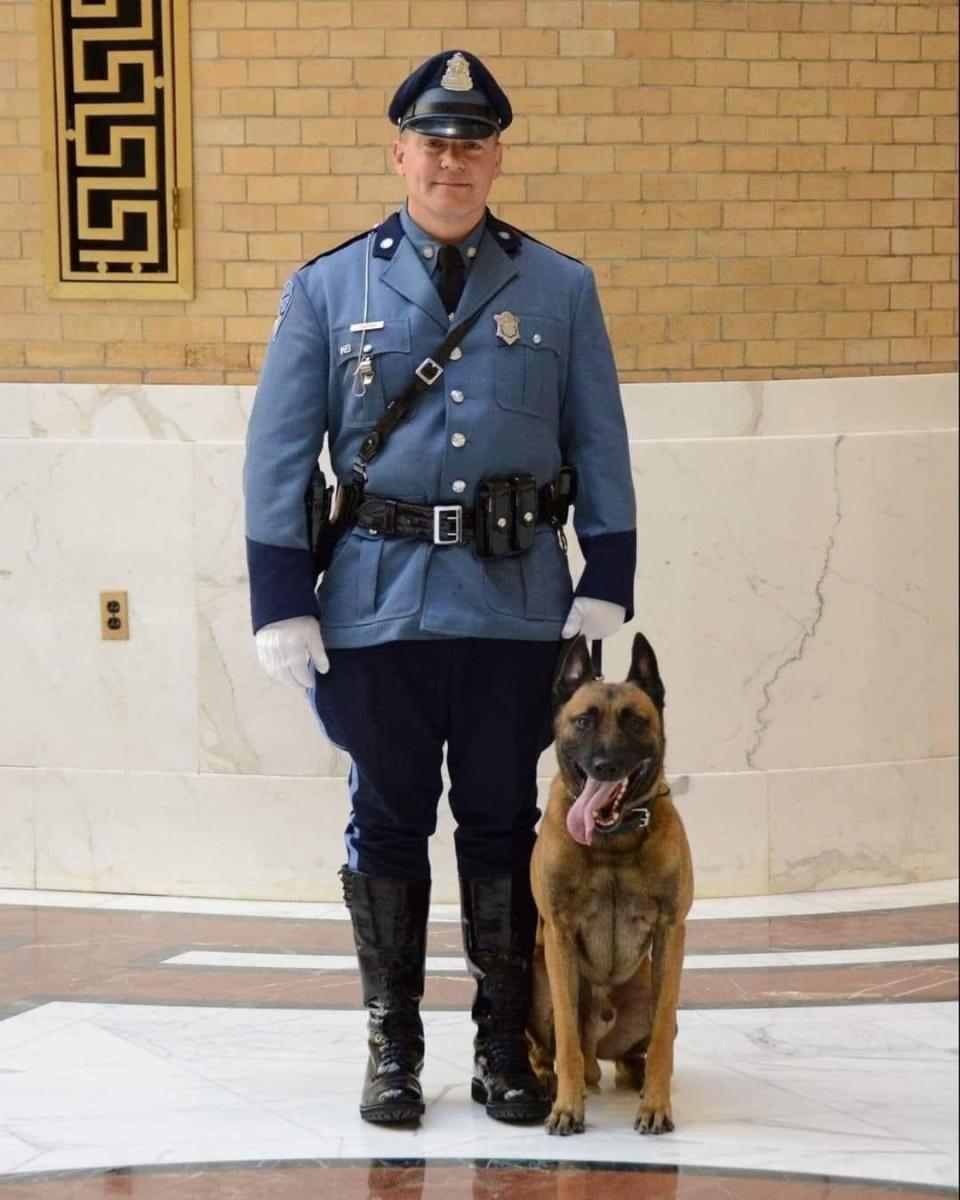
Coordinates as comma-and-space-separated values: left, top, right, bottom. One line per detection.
351, 308, 484, 484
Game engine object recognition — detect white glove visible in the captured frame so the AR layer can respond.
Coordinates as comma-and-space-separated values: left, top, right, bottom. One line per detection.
561, 597, 626, 641
255, 616, 329, 688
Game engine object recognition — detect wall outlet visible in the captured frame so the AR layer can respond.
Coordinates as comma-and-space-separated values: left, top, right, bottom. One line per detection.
100, 591, 129, 640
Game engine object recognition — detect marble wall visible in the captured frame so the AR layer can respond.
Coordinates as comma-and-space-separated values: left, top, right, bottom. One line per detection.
0, 374, 956, 901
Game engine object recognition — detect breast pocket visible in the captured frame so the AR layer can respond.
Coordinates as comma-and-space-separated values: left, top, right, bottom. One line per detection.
494, 315, 563, 421
332, 319, 411, 428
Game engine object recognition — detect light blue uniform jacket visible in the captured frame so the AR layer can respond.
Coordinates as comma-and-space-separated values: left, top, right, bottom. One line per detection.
244, 210, 636, 648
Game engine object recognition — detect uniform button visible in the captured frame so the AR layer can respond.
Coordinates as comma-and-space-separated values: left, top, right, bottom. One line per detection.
466, 246, 477, 259
449, 347, 463, 361
451, 433, 466, 448
422, 246, 435, 260
379, 237, 394, 249
533, 334, 542, 345
451, 480, 466, 494
450, 389, 464, 403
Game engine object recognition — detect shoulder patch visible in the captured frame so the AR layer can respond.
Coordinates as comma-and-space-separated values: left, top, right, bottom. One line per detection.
270, 277, 295, 342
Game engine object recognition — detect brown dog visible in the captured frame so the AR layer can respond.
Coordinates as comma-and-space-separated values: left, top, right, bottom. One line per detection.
528, 632, 693, 1135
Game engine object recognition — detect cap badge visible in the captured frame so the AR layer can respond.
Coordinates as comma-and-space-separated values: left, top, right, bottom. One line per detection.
494, 311, 520, 346
441, 52, 473, 92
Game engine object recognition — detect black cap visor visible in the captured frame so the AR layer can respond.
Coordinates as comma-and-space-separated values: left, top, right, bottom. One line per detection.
401, 101, 500, 141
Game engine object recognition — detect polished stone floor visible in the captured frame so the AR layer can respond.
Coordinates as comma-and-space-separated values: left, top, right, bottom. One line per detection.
0, 880, 956, 1199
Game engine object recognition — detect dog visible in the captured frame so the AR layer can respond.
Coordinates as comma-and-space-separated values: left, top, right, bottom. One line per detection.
528, 632, 693, 1136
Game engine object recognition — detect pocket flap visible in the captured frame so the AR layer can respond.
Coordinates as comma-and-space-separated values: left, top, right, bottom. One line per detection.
333, 319, 411, 364
496, 315, 563, 356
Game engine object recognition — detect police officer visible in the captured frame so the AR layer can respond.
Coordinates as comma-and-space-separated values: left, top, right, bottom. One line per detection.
243, 51, 636, 1126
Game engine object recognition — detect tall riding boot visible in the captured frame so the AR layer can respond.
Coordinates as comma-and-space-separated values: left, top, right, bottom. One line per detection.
340, 866, 431, 1124
460, 869, 551, 1122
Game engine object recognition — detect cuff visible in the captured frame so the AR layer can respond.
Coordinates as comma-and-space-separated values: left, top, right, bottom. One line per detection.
574, 529, 636, 622
246, 537, 320, 633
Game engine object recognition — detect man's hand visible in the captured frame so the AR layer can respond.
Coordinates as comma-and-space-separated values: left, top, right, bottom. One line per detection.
561, 597, 626, 641
255, 616, 329, 688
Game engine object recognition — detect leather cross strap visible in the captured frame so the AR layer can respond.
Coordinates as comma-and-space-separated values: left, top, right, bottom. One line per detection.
352, 307, 484, 483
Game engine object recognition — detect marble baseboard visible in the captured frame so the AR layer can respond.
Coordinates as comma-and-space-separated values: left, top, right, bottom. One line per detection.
1, 758, 955, 902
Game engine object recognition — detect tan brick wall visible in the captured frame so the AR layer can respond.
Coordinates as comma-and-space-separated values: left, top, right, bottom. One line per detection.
1, 0, 957, 383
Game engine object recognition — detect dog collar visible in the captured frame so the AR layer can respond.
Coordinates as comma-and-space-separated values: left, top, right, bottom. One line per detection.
594, 783, 669, 839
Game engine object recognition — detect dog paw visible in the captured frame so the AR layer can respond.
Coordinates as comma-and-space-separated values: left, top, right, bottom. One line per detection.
634, 1101, 674, 1135
546, 1103, 585, 1136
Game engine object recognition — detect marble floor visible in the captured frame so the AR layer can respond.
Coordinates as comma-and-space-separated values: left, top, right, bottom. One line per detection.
0, 880, 955, 1200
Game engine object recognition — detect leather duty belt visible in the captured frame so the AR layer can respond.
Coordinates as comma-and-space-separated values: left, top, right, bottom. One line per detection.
351, 471, 574, 557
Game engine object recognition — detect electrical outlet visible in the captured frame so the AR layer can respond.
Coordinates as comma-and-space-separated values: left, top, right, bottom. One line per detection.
100, 591, 129, 640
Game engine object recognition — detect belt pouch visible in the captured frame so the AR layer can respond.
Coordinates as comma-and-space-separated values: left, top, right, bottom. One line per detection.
511, 474, 537, 553
475, 479, 513, 559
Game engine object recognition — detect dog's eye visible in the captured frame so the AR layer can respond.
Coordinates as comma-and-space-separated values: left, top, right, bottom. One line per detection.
573, 714, 593, 730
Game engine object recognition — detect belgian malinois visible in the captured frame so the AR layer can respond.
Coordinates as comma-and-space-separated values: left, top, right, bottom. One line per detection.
528, 632, 693, 1135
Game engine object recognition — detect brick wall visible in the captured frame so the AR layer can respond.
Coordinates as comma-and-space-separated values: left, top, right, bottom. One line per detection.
1, 0, 957, 384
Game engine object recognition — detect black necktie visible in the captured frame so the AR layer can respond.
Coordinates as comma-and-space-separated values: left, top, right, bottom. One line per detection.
437, 245, 465, 316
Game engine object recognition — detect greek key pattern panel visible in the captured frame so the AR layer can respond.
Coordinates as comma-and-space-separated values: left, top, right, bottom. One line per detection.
40, 0, 193, 299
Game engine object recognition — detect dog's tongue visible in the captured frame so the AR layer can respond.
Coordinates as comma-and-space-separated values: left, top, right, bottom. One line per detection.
566, 776, 622, 846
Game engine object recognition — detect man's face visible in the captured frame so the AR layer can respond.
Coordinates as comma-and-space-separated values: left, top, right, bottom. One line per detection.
393, 131, 503, 237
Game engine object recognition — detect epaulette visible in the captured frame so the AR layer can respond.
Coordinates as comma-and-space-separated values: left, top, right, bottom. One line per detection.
487, 211, 584, 264
301, 228, 372, 270
518, 228, 584, 265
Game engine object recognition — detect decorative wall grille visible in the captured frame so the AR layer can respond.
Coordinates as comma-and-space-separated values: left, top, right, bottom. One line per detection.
40, 0, 193, 299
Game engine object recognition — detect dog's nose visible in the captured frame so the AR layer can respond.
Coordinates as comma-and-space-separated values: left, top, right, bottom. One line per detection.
590, 757, 623, 782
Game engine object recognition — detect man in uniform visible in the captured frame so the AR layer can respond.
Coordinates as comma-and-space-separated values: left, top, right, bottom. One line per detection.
243, 51, 636, 1126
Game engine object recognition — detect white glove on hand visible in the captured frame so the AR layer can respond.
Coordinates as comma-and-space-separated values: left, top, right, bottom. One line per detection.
561, 597, 626, 641
255, 616, 329, 688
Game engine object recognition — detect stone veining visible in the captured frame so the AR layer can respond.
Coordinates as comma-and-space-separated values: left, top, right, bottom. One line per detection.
747, 435, 844, 769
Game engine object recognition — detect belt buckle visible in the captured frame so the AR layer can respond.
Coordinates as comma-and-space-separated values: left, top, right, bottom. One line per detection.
433, 505, 462, 545
416, 357, 443, 385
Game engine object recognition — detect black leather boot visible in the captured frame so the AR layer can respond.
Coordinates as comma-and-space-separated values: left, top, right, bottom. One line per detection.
460, 870, 551, 1122
340, 866, 430, 1124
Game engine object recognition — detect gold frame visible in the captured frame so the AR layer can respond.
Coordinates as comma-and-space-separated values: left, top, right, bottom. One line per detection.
38, 0, 194, 300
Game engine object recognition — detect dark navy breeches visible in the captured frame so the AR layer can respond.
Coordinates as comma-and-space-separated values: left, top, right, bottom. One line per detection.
310, 639, 561, 880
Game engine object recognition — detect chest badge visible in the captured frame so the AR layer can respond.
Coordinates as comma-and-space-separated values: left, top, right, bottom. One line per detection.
494, 311, 520, 346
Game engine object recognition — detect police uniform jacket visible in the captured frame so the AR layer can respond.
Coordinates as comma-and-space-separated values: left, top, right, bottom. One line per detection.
244, 210, 637, 649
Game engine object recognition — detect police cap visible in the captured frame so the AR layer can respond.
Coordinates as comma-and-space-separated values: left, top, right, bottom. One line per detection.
388, 51, 512, 141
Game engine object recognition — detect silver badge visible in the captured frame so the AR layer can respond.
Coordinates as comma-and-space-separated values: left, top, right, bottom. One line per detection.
441, 52, 473, 92
494, 311, 520, 346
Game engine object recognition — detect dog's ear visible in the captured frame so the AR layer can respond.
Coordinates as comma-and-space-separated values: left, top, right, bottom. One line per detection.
553, 635, 596, 709
626, 631, 666, 714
